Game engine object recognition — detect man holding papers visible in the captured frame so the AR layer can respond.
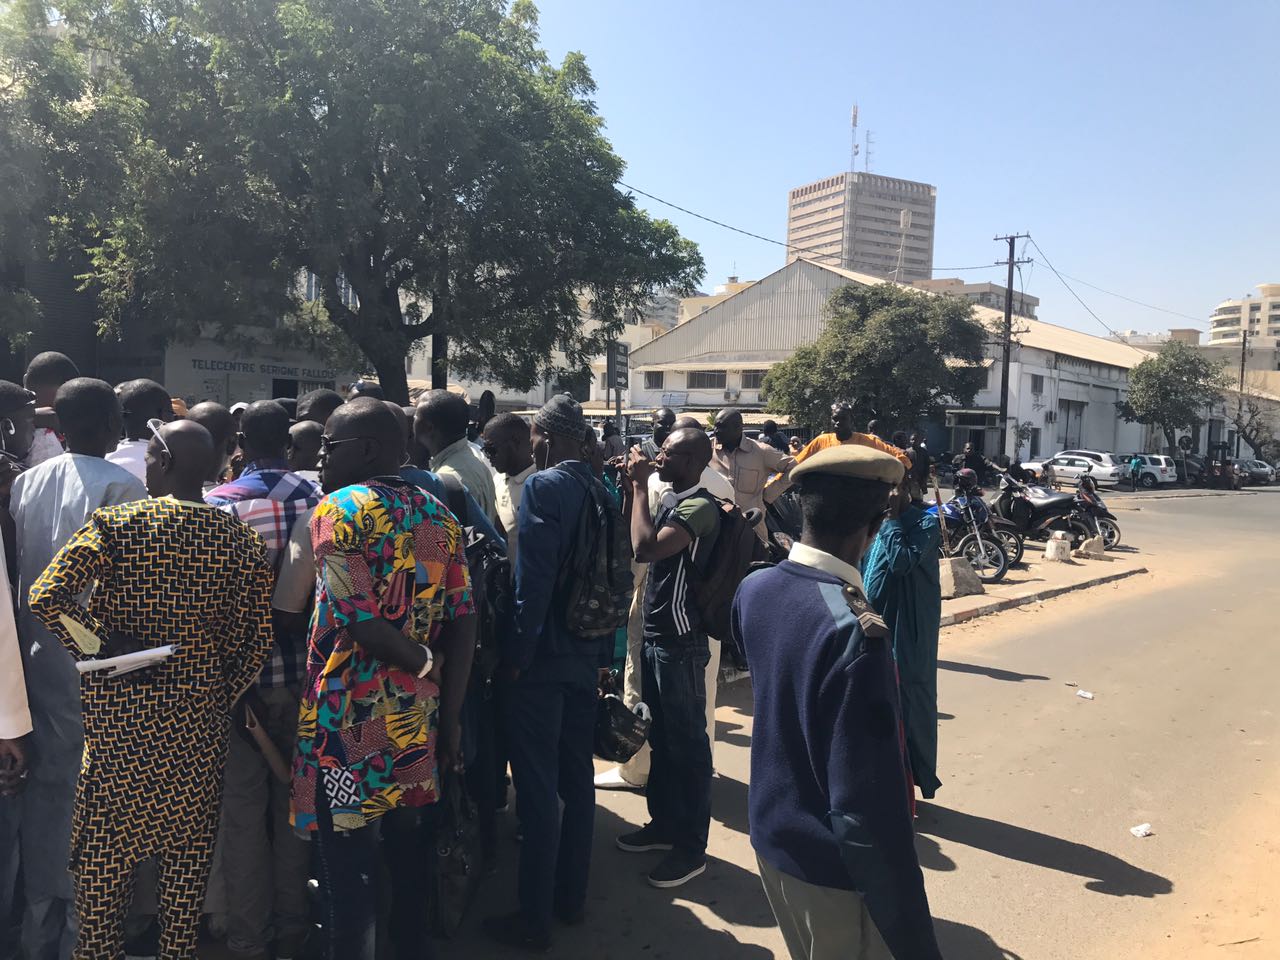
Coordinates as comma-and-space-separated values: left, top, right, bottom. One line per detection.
29, 419, 273, 960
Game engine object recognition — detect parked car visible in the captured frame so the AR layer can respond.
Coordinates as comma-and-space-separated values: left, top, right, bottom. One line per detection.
1116, 453, 1177, 488
1175, 454, 1204, 484
1023, 453, 1123, 485
1233, 459, 1276, 485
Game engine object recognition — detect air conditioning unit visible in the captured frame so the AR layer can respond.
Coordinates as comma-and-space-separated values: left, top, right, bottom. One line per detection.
724, 389, 740, 401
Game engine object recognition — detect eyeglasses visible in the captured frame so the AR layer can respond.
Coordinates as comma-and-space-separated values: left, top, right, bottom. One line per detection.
147, 418, 171, 459
319, 435, 366, 454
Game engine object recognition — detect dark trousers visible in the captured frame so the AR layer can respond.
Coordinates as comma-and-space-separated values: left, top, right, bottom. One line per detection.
312, 779, 437, 960
505, 677, 596, 934
643, 635, 713, 856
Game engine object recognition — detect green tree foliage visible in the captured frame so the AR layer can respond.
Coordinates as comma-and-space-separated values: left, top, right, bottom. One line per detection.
763, 283, 989, 433
5, 0, 704, 402
1117, 340, 1228, 453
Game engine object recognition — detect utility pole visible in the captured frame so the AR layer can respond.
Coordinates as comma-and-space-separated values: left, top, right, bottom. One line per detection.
994, 234, 1032, 459
1236, 323, 1249, 458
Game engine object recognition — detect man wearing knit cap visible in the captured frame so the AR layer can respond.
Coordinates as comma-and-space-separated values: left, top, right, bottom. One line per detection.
732, 445, 942, 960
485, 394, 622, 952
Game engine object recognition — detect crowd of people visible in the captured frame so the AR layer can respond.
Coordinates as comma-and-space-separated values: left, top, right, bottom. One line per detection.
0, 353, 948, 960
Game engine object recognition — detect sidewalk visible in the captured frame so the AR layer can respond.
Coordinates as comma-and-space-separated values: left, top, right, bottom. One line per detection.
941, 549, 1148, 627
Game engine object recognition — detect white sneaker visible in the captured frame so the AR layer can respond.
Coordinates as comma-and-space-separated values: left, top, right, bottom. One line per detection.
594, 766, 645, 790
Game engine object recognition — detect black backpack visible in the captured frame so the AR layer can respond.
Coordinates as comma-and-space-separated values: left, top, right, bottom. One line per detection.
555, 467, 634, 639
690, 495, 767, 669
437, 473, 511, 683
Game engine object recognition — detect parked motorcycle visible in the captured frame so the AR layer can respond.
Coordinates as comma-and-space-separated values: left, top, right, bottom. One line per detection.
1073, 476, 1122, 549
989, 475, 1094, 548
928, 472, 1009, 583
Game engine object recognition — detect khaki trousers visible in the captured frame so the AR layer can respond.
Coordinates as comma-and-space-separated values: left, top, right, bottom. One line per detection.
757, 856, 893, 960
619, 564, 720, 786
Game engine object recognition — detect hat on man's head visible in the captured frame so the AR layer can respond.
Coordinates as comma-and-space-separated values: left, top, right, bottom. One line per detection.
0, 381, 36, 418
229, 402, 249, 415
791, 444, 904, 486
534, 393, 586, 440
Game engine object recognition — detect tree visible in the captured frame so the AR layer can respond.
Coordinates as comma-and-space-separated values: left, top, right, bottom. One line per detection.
763, 283, 989, 433
7, 0, 703, 402
1116, 340, 1228, 454
1229, 374, 1280, 460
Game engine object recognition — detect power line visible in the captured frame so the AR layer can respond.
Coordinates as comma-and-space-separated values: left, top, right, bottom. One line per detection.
1029, 266, 1206, 326
1026, 237, 1152, 356
617, 180, 997, 274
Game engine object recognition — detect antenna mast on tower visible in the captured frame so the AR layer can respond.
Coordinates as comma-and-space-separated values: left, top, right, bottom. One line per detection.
849, 104, 860, 173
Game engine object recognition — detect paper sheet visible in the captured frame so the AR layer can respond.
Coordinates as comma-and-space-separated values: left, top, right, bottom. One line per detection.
76, 645, 175, 678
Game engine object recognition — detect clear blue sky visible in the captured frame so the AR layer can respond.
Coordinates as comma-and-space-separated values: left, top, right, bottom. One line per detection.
534, 0, 1279, 337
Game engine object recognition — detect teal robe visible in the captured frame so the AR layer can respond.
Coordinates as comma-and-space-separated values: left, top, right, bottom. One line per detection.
863, 506, 943, 798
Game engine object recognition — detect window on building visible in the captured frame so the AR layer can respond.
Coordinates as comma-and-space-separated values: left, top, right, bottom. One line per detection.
741, 370, 767, 390
1030, 374, 1045, 394
1029, 427, 1042, 458
687, 370, 727, 390
644, 370, 664, 390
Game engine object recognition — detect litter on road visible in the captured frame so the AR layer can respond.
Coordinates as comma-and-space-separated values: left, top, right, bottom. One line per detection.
1076, 690, 1095, 700
1130, 823, 1154, 838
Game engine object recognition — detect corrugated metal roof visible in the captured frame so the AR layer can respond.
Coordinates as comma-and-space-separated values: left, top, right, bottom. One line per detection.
632, 259, 1155, 371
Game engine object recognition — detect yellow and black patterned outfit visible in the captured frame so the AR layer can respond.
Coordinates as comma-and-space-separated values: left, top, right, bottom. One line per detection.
28, 497, 274, 960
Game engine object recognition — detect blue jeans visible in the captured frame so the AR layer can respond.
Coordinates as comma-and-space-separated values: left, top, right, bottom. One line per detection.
643, 635, 713, 856
505, 677, 596, 934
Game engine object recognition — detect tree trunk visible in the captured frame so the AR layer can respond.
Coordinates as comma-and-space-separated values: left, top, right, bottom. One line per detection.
431, 332, 448, 390
1163, 426, 1177, 455
369, 353, 410, 405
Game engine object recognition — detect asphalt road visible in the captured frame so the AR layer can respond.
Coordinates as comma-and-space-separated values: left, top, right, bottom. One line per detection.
453, 488, 1280, 959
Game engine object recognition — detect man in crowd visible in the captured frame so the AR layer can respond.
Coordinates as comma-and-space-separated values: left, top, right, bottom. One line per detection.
791, 402, 912, 470
188, 401, 238, 492
287, 420, 323, 479
482, 413, 536, 563
711, 408, 792, 536
760, 419, 788, 453
485, 396, 606, 951
863, 479, 944, 802
289, 399, 475, 960
601, 420, 628, 459
596, 415, 731, 793
296, 388, 344, 426
416, 389, 497, 521
616, 427, 719, 889
107, 379, 172, 482
347, 379, 385, 401
732, 446, 942, 960
7, 378, 148, 958
0, 382, 37, 583
29, 419, 274, 960
640, 407, 677, 459
909, 431, 933, 502
23, 352, 79, 467
205, 400, 321, 960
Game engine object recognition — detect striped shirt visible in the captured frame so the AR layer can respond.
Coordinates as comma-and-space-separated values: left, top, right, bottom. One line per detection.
206, 460, 322, 687
642, 486, 720, 642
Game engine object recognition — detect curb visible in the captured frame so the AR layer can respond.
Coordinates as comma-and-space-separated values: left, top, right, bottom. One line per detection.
1113, 491, 1256, 501
940, 566, 1149, 627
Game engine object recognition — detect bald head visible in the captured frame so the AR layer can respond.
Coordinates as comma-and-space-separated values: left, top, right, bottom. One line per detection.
288, 419, 323, 472
240, 401, 290, 461
55, 378, 122, 457
321, 397, 404, 493
673, 415, 704, 431
119, 379, 172, 440
415, 389, 470, 456
146, 419, 216, 498
653, 407, 677, 447
714, 407, 745, 451
659, 426, 713, 489
187, 401, 238, 481
297, 388, 344, 425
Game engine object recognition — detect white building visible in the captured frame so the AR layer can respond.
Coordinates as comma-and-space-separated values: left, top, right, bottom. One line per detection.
1208, 283, 1280, 344
628, 259, 1153, 459
910, 278, 1039, 318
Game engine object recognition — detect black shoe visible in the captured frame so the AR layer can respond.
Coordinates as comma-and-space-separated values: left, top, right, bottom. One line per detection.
483, 913, 551, 953
124, 921, 160, 960
647, 850, 707, 889
616, 824, 674, 853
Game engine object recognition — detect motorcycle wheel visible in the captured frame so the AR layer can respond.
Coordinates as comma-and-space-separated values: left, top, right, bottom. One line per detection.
954, 534, 1009, 583
1098, 518, 1122, 550
993, 529, 1025, 566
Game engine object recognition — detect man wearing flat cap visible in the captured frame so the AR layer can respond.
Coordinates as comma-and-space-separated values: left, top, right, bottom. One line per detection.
731, 445, 943, 960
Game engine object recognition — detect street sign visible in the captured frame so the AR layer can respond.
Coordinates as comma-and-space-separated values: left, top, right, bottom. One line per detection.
1178, 435, 1193, 452
606, 341, 629, 390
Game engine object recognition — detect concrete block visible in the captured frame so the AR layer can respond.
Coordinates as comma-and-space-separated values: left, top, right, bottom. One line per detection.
1072, 536, 1108, 560
1044, 535, 1073, 562
940, 557, 984, 599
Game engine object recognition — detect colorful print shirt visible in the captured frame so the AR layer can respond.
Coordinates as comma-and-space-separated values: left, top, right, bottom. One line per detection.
290, 478, 474, 832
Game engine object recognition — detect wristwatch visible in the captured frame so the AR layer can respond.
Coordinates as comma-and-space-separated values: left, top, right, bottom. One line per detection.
416, 648, 434, 679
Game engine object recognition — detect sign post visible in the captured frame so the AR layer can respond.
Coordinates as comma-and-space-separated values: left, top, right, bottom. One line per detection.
606, 341, 630, 434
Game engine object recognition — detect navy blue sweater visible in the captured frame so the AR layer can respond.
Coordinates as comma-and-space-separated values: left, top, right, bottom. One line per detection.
732, 559, 942, 960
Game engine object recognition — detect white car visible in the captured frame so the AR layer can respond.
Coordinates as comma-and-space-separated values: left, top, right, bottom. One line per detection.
1023, 453, 1123, 485
1117, 453, 1177, 488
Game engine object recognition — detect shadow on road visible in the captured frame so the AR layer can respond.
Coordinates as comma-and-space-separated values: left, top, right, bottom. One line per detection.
715, 717, 751, 748
935, 918, 1027, 959
937, 711, 956, 721
916, 804, 1173, 898
938, 660, 1050, 683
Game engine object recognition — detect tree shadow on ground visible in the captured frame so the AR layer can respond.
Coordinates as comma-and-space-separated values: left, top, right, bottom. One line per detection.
710, 771, 750, 837
938, 660, 1049, 683
916, 804, 1173, 898
715, 717, 751, 748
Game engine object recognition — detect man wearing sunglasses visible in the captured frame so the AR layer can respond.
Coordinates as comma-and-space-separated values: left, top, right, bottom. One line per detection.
29, 418, 274, 960
289, 398, 476, 960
